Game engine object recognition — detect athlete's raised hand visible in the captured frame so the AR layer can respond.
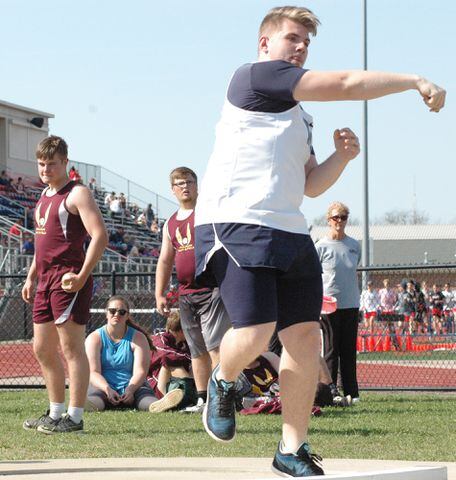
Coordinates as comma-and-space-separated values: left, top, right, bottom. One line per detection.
333, 128, 360, 162
416, 78, 446, 112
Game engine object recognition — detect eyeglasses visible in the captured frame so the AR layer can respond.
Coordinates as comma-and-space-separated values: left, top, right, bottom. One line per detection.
107, 308, 128, 316
172, 180, 196, 188
330, 215, 348, 222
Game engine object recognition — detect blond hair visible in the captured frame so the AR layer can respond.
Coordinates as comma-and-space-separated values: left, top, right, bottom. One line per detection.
36, 135, 68, 160
326, 201, 350, 219
166, 310, 182, 333
259, 6, 320, 38
169, 167, 197, 186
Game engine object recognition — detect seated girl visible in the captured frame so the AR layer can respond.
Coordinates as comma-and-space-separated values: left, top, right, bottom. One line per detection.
85, 295, 183, 412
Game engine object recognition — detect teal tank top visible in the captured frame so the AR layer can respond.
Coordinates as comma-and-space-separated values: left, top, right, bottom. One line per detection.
98, 325, 135, 395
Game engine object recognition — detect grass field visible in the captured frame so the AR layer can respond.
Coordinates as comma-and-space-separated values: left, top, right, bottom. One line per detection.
1, 390, 455, 462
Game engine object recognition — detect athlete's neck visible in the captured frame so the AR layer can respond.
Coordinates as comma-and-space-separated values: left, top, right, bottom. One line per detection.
106, 323, 127, 341
329, 231, 345, 241
46, 177, 71, 193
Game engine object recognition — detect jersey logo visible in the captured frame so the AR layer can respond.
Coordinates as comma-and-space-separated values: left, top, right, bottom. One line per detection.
35, 203, 52, 235
175, 223, 193, 252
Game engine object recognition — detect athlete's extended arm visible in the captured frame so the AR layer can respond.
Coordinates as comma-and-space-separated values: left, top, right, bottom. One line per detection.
62, 186, 108, 293
155, 222, 175, 316
305, 128, 360, 197
22, 255, 37, 303
294, 71, 446, 112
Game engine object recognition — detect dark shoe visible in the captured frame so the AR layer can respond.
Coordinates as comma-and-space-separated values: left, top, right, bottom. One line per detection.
23, 410, 59, 431
235, 371, 252, 412
37, 413, 83, 434
203, 364, 237, 442
272, 442, 324, 477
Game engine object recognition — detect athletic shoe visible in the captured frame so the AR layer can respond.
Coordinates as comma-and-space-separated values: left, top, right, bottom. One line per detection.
203, 364, 237, 442
180, 397, 205, 414
23, 410, 59, 431
352, 397, 360, 404
149, 388, 184, 413
37, 413, 83, 434
272, 442, 324, 477
333, 394, 352, 407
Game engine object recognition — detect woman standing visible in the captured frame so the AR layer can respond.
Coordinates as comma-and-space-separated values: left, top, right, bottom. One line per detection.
315, 202, 361, 402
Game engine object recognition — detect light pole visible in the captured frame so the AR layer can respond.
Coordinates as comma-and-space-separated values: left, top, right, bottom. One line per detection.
362, 0, 370, 286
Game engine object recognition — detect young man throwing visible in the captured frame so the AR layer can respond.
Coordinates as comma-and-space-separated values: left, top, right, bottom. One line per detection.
194, 6, 445, 477
22, 136, 108, 433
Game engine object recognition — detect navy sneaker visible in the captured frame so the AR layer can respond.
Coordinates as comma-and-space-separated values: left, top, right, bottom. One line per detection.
272, 442, 324, 477
203, 365, 237, 442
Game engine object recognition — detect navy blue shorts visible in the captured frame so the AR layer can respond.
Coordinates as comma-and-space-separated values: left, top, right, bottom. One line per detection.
209, 238, 322, 331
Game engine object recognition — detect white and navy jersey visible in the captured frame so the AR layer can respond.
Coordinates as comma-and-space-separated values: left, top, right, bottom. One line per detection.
195, 61, 314, 281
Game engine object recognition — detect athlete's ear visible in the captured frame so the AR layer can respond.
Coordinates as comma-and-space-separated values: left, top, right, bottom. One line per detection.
259, 35, 269, 54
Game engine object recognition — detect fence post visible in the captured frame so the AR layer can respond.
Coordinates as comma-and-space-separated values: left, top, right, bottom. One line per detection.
111, 270, 116, 296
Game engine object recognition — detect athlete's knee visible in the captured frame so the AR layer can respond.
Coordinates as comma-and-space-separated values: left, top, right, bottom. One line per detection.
33, 339, 58, 364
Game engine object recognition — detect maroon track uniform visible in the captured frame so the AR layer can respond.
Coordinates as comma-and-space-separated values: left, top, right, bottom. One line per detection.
33, 181, 93, 325
147, 331, 192, 398
243, 355, 279, 396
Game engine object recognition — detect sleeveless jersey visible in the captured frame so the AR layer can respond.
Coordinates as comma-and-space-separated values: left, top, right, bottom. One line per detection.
167, 210, 209, 295
195, 99, 312, 234
34, 181, 88, 291
243, 355, 279, 396
98, 325, 135, 395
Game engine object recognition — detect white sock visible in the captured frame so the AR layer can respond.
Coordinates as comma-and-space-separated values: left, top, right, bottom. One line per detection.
280, 440, 300, 455
67, 406, 84, 424
49, 402, 65, 421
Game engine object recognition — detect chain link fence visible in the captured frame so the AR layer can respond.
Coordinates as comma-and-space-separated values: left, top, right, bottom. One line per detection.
1, 266, 455, 390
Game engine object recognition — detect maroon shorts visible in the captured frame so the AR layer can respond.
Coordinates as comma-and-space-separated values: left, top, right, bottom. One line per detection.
364, 311, 377, 319
432, 308, 442, 318
33, 277, 93, 325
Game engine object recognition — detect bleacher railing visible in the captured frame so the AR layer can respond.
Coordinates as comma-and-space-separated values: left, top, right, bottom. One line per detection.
68, 160, 177, 220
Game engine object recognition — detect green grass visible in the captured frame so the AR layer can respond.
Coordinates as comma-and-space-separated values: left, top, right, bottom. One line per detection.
1, 390, 455, 461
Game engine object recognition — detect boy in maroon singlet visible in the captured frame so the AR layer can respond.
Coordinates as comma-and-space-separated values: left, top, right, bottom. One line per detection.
22, 136, 108, 434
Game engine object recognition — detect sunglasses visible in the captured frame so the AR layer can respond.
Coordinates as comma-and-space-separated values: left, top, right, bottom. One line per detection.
330, 215, 348, 222
107, 308, 128, 316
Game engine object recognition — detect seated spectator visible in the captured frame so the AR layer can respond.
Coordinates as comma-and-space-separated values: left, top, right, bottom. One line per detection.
69, 166, 82, 183
128, 241, 140, 258
13, 177, 26, 194
85, 295, 183, 412
147, 311, 196, 411
104, 191, 116, 207
109, 196, 122, 218
0, 170, 12, 186
136, 212, 147, 226
88, 178, 98, 194
150, 219, 160, 236
9, 219, 23, 238
119, 193, 127, 211
22, 235, 35, 255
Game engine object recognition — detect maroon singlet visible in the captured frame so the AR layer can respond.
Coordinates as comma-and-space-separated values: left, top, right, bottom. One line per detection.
167, 210, 209, 295
34, 181, 88, 291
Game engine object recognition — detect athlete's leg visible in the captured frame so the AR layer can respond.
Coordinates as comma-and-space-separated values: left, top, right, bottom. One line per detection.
279, 322, 320, 452
57, 320, 89, 408
217, 323, 275, 381
33, 322, 65, 403
191, 352, 212, 391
